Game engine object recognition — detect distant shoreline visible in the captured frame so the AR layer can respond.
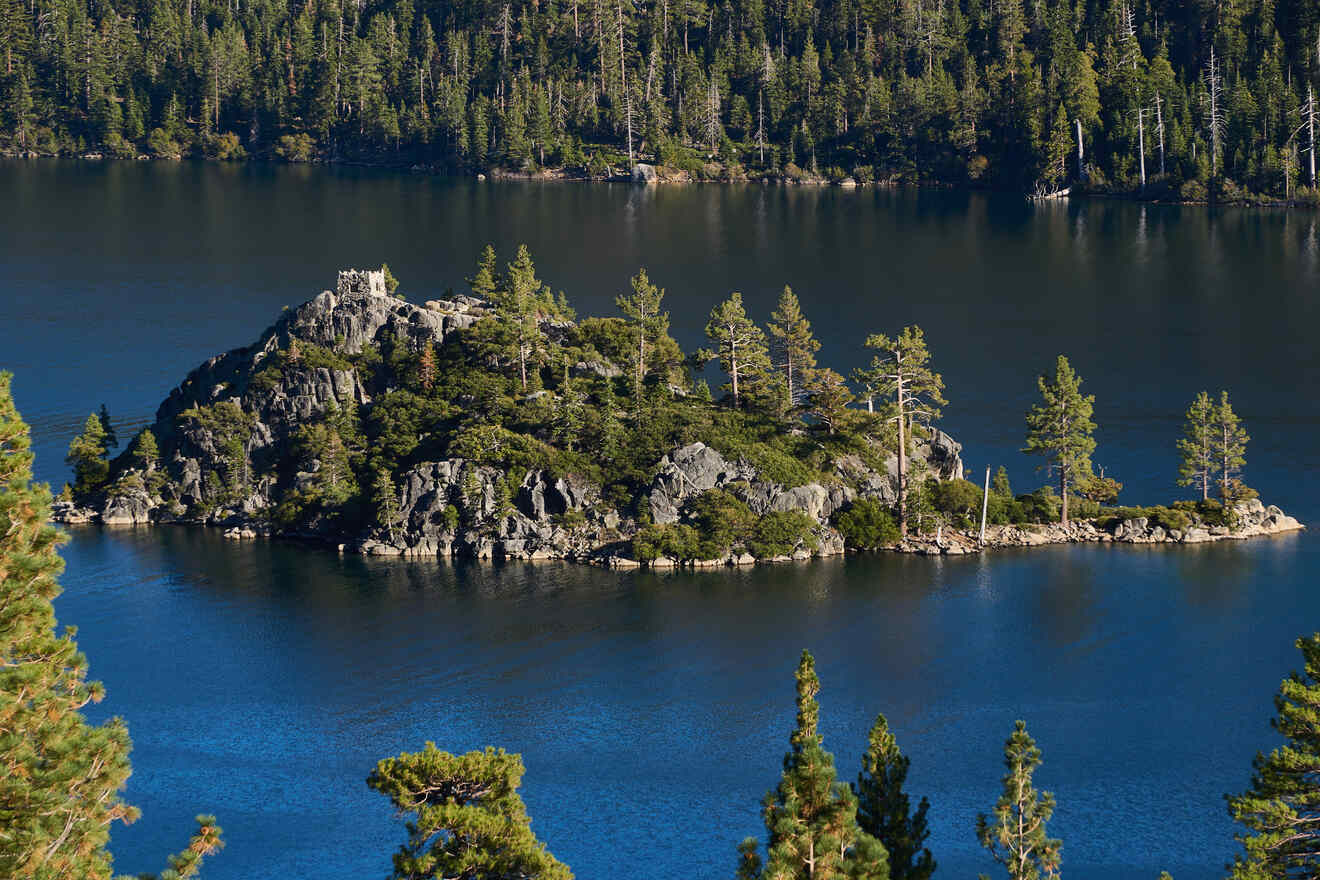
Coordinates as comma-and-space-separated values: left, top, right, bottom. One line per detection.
3, 152, 1312, 210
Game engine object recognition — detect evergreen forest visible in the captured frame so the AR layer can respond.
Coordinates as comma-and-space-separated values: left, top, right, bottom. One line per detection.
3, 0, 1320, 199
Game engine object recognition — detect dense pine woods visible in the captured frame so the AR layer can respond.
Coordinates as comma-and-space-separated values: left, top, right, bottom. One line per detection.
2, 0, 1320, 197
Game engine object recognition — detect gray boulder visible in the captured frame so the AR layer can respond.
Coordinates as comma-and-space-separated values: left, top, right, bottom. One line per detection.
101, 489, 153, 525
649, 443, 753, 523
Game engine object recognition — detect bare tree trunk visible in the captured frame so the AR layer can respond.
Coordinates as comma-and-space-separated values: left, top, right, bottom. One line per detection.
1155, 93, 1165, 175
1309, 84, 1317, 187
1075, 118, 1084, 179
897, 376, 908, 537
730, 338, 740, 407
1136, 106, 1146, 189
1060, 467, 1068, 525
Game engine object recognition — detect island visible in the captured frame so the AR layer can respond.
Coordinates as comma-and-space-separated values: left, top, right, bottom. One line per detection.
52, 253, 1303, 565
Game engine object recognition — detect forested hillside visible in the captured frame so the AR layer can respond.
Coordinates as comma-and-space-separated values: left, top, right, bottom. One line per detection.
1, 0, 1318, 196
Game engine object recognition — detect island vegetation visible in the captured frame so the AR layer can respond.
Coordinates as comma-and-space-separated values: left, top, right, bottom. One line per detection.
55, 252, 1300, 564
3, 0, 1320, 203
7, 366, 1320, 880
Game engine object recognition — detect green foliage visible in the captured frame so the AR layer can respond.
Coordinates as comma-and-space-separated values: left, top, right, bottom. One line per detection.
1023, 355, 1096, 524
98, 403, 118, 450
178, 401, 257, 502
768, 287, 820, 411
856, 327, 945, 536
834, 499, 900, 550
748, 511, 820, 559
854, 715, 935, 880
1015, 487, 1061, 524
65, 412, 110, 498
136, 816, 225, 880
1177, 391, 1217, 501
382, 263, 401, 298
1, 372, 220, 880
1227, 634, 1320, 880
632, 493, 818, 562
1099, 506, 1192, 533
976, 720, 1061, 880
705, 293, 772, 410
10, 0, 1311, 202
930, 478, 983, 528
746, 650, 890, 880
615, 269, 677, 418
367, 744, 572, 880
1213, 392, 1250, 504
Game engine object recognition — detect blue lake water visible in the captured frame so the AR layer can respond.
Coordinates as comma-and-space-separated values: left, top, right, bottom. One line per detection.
2, 159, 1319, 879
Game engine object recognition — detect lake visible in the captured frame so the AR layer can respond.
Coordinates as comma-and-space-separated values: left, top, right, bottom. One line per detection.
2, 159, 1319, 880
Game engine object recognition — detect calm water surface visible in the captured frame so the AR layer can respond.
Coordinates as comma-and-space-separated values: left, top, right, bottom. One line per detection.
2, 160, 1319, 879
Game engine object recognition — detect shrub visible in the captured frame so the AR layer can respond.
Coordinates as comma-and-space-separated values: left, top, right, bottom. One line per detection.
632, 523, 705, 562
276, 133, 316, 162
1016, 486, 1060, 523
834, 498, 899, 550
206, 132, 247, 160
1098, 505, 1191, 532
147, 127, 180, 158
931, 478, 983, 528
748, 511, 819, 559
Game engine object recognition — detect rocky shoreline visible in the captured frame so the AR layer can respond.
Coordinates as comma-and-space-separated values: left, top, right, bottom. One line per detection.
50, 268, 1304, 568
51, 494, 1304, 567
894, 498, 1304, 557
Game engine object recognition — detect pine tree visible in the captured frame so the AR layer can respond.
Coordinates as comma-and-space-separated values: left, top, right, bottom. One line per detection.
705, 292, 772, 410
976, 720, 1061, 880
131, 428, 160, 472
1, 372, 223, 880
418, 339, 437, 392
615, 268, 669, 417
804, 368, 853, 435
1176, 390, 1215, 501
65, 412, 109, 498
373, 467, 401, 543
748, 650, 890, 880
856, 327, 946, 537
1227, 633, 1320, 880
1023, 355, 1095, 525
483, 245, 561, 393
97, 403, 118, 450
853, 715, 935, 880
767, 286, 820, 411
468, 245, 501, 300
382, 263, 401, 297
367, 744, 572, 880
1212, 391, 1249, 503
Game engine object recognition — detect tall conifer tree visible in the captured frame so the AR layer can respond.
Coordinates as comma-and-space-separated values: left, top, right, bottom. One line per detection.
616, 268, 670, 418
744, 650, 890, 880
1177, 390, 1216, 501
0, 372, 224, 880
705, 292, 771, 410
1227, 633, 1320, 880
976, 721, 1061, 880
1213, 391, 1249, 503
1023, 355, 1095, 525
767, 286, 820, 411
854, 715, 935, 880
855, 327, 945, 537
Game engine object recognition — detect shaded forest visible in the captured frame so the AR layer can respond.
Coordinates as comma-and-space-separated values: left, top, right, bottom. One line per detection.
2, 0, 1319, 197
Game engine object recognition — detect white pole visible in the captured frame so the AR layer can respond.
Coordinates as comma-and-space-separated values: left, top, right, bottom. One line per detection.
979, 465, 991, 547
